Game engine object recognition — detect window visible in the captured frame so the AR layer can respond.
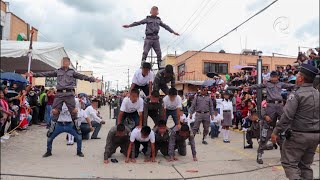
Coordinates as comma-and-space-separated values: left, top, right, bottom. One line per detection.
178, 64, 185, 81
248, 64, 269, 71
203, 62, 228, 74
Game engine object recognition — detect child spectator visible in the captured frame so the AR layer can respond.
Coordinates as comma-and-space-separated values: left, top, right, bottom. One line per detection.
210, 109, 222, 139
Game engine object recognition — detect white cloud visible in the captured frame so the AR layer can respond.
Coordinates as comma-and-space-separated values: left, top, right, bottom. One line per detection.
6, 0, 319, 90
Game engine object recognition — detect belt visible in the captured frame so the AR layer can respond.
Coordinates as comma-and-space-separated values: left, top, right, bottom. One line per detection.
267, 100, 283, 104
196, 111, 209, 114
57, 89, 74, 93
223, 110, 231, 112
57, 122, 72, 125
293, 130, 320, 133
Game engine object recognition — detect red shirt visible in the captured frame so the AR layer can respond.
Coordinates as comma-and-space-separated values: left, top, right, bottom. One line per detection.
47, 95, 55, 105
241, 106, 249, 118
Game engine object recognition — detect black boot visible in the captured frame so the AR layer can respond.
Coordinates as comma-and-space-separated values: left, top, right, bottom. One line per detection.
77, 151, 84, 157
42, 151, 52, 158
256, 153, 263, 164
244, 144, 253, 149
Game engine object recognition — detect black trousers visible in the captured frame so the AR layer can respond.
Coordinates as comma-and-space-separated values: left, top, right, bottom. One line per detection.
31, 106, 39, 124
132, 141, 149, 158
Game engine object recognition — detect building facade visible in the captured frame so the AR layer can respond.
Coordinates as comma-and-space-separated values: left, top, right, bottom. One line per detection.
171, 51, 295, 94
1, 0, 38, 41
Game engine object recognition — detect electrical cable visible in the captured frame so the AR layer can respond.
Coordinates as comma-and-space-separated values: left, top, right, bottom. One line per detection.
180, 0, 279, 62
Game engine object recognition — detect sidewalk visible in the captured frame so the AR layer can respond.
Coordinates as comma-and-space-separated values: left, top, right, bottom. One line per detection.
1, 105, 319, 180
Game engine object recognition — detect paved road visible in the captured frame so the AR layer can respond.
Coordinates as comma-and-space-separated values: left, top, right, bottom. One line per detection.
1, 105, 319, 180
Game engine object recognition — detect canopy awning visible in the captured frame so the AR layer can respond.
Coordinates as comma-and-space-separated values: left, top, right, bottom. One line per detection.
0, 40, 73, 73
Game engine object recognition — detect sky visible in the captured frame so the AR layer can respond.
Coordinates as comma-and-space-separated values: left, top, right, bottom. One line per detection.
6, 0, 319, 90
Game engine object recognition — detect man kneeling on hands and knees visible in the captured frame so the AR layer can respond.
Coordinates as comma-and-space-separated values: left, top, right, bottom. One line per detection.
168, 124, 197, 162
153, 120, 170, 157
104, 124, 131, 164
126, 126, 156, 163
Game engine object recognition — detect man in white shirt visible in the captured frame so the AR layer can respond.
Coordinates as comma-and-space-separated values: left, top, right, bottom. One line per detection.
77, 99, 93, 140
130, 62, 154, 97
118, 88, 144, 129
163, 88, 182, 128
85, 99, 105, 139
43, 102, 84, 158
125, 126, 156, 163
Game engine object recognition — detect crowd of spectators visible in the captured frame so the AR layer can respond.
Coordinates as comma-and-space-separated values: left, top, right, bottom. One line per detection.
0, 81, 108, 143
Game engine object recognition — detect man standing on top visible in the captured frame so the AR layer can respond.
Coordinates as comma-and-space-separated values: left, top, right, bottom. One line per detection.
188, 86, 214, 145
130, 62, 154, 97
271, 64, 319, 180
153, 65, 175, 95
123, 6, 179, 69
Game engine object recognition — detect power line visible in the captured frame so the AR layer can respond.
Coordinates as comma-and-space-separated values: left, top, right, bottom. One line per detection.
171, 0, 222, 51
163, 0, 209, 52
181, 0, 279, 62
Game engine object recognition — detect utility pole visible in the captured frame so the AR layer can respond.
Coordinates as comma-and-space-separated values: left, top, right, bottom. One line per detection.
127, 68, 130, 90
116, 80, 119, 93
101, 75, 103, 95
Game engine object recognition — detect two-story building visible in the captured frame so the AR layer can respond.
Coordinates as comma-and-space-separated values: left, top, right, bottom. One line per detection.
163, 50, 295, 94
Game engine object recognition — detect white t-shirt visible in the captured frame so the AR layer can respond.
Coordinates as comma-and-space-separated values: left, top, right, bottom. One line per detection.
132, 69, 154, 86
163, 95, 182, 110
130, 128, 155, 143
180, 114, 187, 123
262, 72, 270, 80
77, 109, 88, 126
58, 103, 72, 122
211, 114, 223, 124
85, 105, 102, 123
120, 97, 144, 113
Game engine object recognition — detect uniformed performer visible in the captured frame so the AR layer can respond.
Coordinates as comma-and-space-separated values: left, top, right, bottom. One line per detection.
153, 65, 175, 95
249, 71, 295, 128
168, 124, 197, 162
25, 57, 98, 136
271, 64, 320, 180
188, 86, 214, 145
143, 90, 164, 126
104, 124, 131, 164
243, 110, 276, 151
153, 120, 170, 157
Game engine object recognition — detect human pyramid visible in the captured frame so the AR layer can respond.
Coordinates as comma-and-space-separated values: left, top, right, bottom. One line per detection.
20, 5, 320, 180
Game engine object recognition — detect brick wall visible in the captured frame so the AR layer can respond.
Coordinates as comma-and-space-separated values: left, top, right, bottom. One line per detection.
9, 13, 28, 40
1, 1, 6, 12
174, 51, 295, 82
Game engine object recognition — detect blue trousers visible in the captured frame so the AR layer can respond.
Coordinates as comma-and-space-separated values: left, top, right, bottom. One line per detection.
47, 122, 82, 153
210, 122, 220, 138
91, 121, 102, 138
165, 109, 178, 126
